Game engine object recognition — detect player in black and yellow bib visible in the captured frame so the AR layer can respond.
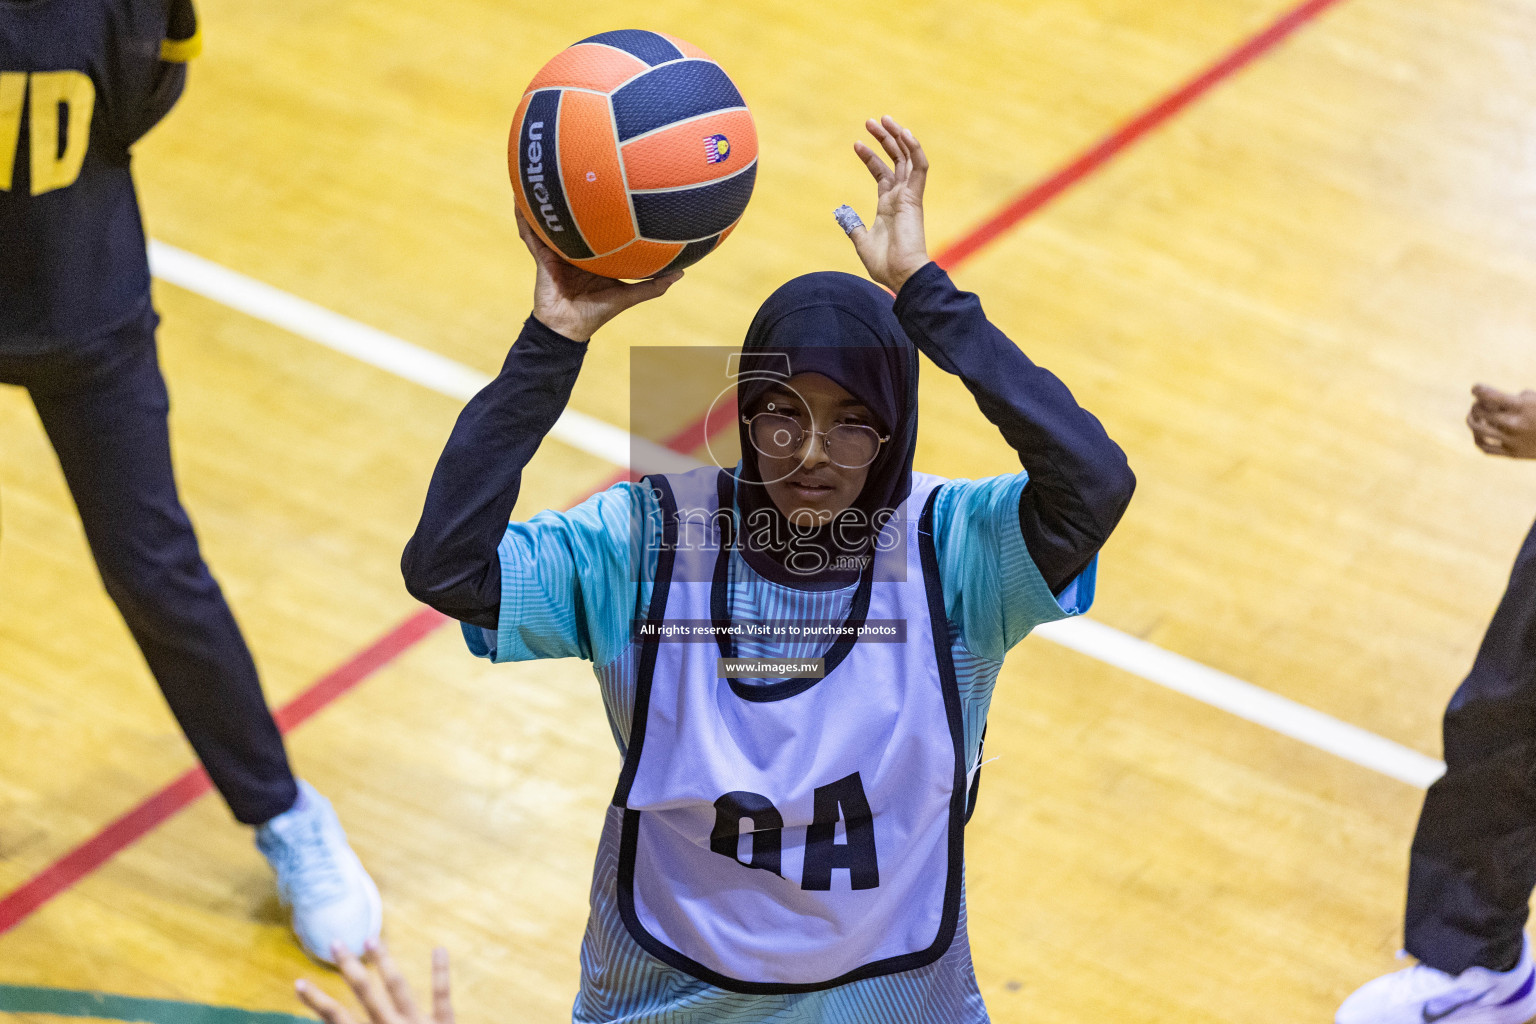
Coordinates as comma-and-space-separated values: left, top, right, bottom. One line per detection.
0, 0, 382, 965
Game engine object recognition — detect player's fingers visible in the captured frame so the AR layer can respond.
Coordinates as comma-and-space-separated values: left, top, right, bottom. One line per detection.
1468, 400, 1505, 428
834, 205, 879, 272
369, 941, 421, 1020
296, 980, 361, 1024
1468, 410, 1502, 440
868, 117, 905, 174
1471, 410, 1499, 432
879, 115, 912, 176
431, 948, 454, 1024
335, 945, 401, 1024
900, 127, 929, 193
514, 207, 540, 251
853, 141, 892, 185
515, 211, 561, 275
881, 116, 914, 164
847, 227, 875, 269
618, 271, 683, 309
1473, 430, 1503, 452
1469, 392, 1512, 420
1472, 415, 1519, 443
532, 242, 566, 276
834, 204, 866, 238
1469, 416, 1508, 450
902, 125, 930, 173
1473, 383, 1519, 410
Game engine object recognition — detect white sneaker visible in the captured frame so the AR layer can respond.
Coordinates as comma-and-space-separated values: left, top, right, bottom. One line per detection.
1336, 935, 1536, 1024
255, 780, 383, 964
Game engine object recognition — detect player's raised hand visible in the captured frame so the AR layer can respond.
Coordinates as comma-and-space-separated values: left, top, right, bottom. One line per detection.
1468, 384, 1536, 459
837, 115, 931, 293
516, 208, 681, 342
296, 941, 454, 1024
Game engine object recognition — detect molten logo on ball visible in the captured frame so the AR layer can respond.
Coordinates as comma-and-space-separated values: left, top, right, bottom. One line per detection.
703, 134, 730, 164
523, 121, 566, 235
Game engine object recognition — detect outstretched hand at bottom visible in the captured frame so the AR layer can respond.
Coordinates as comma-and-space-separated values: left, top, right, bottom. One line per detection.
296, 941, 453, 1024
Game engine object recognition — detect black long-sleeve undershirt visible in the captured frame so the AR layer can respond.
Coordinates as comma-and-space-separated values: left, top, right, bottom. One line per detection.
401, 318, 587, 629
892, 261, 1135, 594
402, 263, 1135, 629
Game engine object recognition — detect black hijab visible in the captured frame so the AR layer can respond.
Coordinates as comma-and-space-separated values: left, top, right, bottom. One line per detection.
732, 271, 919, 588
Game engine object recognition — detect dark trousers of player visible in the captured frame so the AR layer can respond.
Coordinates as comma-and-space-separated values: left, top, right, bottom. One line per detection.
0, 313, 298, 826
1406, 514, 1536, 975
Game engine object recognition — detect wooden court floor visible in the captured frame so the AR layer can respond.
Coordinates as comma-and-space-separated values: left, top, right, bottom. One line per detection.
5, 0, 1536, 1020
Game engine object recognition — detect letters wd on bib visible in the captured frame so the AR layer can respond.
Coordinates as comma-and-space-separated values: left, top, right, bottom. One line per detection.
0, 0, 198, 346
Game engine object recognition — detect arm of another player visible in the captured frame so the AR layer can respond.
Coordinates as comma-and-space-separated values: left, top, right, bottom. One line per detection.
296, 941, 452, 1024
1468, 384, 1536, 459
400, 212, 680, 629
125, 0, 202, 147
838, 116, 1135, 596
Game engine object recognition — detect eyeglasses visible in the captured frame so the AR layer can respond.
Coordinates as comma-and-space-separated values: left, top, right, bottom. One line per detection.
742, 409, 890, 469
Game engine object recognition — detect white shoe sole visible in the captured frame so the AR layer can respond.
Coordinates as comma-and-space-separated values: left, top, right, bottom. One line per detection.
1434, 969, 1536, 1024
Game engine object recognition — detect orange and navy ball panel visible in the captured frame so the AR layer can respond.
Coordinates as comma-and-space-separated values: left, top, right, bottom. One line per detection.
574, 29, 692, 67
570, 239, 683, 280
556, 90, 634, 256
527, 42, 648, 93
610, 56, 755, 243
609, 60, 746, 143
621, 108, 758, 191
656, 225, 730, 275
632, 163, 755, 242
567, 217, 737, 280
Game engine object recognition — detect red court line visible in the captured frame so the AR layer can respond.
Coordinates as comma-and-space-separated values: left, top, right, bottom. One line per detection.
0, 411, 713, 939
0, 608, 449, 936
934, 0, 1348, 270
0, 0, 1349, 941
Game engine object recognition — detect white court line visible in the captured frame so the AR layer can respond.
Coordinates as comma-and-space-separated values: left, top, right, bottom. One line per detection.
147, 239, 1448, 790
147, 242, 698, 476
1032, 618, 1445, 787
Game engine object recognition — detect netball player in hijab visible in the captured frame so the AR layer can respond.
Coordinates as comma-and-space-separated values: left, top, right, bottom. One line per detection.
402, 116, 1134, 1023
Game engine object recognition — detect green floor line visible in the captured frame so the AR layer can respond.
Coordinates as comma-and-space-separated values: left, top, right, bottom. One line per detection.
0, 985, 311, 1024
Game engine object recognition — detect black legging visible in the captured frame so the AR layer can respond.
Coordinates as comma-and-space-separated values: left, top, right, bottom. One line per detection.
1406, 515, 1536, 974
1, 313, 297, 825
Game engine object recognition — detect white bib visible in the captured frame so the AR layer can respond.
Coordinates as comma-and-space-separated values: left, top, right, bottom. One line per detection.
612, 467, 966, 994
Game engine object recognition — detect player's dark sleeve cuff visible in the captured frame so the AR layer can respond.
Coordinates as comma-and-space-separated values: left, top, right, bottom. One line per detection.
161, 0, 201, 62
891, 260, 949, 319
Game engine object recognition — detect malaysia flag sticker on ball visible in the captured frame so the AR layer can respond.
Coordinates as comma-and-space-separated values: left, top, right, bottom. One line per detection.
509, 29, 758, 280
